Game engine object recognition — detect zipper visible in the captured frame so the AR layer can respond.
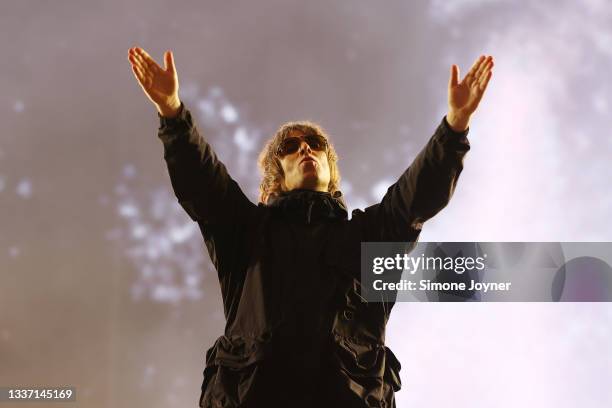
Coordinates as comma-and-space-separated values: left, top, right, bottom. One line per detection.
306, 200, 314, 224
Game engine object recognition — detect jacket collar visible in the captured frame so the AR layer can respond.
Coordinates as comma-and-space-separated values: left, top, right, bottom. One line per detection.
267, 189, 348, 224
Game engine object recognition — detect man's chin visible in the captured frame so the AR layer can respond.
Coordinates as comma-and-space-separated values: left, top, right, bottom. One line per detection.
297, 174, 321, 190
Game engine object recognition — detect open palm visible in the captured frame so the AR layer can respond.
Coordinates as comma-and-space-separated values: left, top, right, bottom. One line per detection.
127, 47, 179, 108
448, 55, 494, 117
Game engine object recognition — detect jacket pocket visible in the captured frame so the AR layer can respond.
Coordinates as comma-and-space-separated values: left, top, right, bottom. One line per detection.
334, 335, 385, 378
331, 336, 402, 407
199, 335, 268, 408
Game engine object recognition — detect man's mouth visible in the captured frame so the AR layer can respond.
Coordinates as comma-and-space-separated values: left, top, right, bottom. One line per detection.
301, 157, 316, 164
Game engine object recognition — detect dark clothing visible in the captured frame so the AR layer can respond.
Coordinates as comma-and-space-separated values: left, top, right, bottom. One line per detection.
157, 103, 470, 408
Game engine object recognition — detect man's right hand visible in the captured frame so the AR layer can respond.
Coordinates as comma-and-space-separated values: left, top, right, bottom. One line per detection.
127, 47, 181, 118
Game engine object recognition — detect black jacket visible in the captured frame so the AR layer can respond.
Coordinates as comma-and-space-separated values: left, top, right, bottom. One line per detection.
157, 103, 470, 408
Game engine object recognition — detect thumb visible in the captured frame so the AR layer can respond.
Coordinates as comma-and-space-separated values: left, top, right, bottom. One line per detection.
449, 64, 459, 88
164, 51, 176, 73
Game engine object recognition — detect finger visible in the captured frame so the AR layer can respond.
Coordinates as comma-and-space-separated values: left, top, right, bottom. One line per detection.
132, 51, 152, 72
135, 47, 161, 71
476, 60, 493, 86
128, 53, 147, 74
449, 64, 459, 88
478, 70, 493, 93
133, 47, 151, 65
463, 55, 485, 84
475, 56, 493, 82
478, 56, 493, 77
463, 55, 484, 82
132, 64, 145, 82
164, 50, 176, 74
131, 65, 147, 88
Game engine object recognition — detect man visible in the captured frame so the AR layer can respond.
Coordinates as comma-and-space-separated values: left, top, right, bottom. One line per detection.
127, 47, 493, 407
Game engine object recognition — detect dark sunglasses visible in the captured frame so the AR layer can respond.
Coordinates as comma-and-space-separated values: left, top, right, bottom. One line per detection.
276, 134, 328, 157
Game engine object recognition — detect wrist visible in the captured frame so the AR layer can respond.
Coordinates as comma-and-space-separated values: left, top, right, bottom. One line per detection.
446, 110, 471, 133
157, 97, 182, 118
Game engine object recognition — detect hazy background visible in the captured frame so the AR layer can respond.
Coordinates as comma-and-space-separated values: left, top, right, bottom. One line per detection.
1, 0, 611, 407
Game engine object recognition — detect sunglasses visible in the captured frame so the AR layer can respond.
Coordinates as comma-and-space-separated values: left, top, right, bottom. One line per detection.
276, 134, 328, 157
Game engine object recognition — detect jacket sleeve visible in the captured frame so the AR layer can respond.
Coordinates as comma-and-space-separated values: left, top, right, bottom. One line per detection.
358, 115, 471, 242
157, 102, 257, 225
157, 103, 257, 316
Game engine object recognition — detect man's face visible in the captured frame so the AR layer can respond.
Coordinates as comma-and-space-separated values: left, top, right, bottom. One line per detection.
278, 129, 331, 192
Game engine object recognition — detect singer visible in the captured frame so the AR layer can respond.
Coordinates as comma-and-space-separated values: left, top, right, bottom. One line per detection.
127, 46, 493, 408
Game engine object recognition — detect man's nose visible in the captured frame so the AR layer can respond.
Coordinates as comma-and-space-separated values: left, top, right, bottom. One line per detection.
298, 140, 312, 154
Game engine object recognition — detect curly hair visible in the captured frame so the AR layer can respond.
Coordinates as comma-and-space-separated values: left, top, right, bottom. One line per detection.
257, 120, 341, 204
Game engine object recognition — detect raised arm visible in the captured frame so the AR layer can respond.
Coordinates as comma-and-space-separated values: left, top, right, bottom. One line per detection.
127, 47, 256, 314
127, 46, 255, 224
157, 102, 256, 224
358, 54, 494, 241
